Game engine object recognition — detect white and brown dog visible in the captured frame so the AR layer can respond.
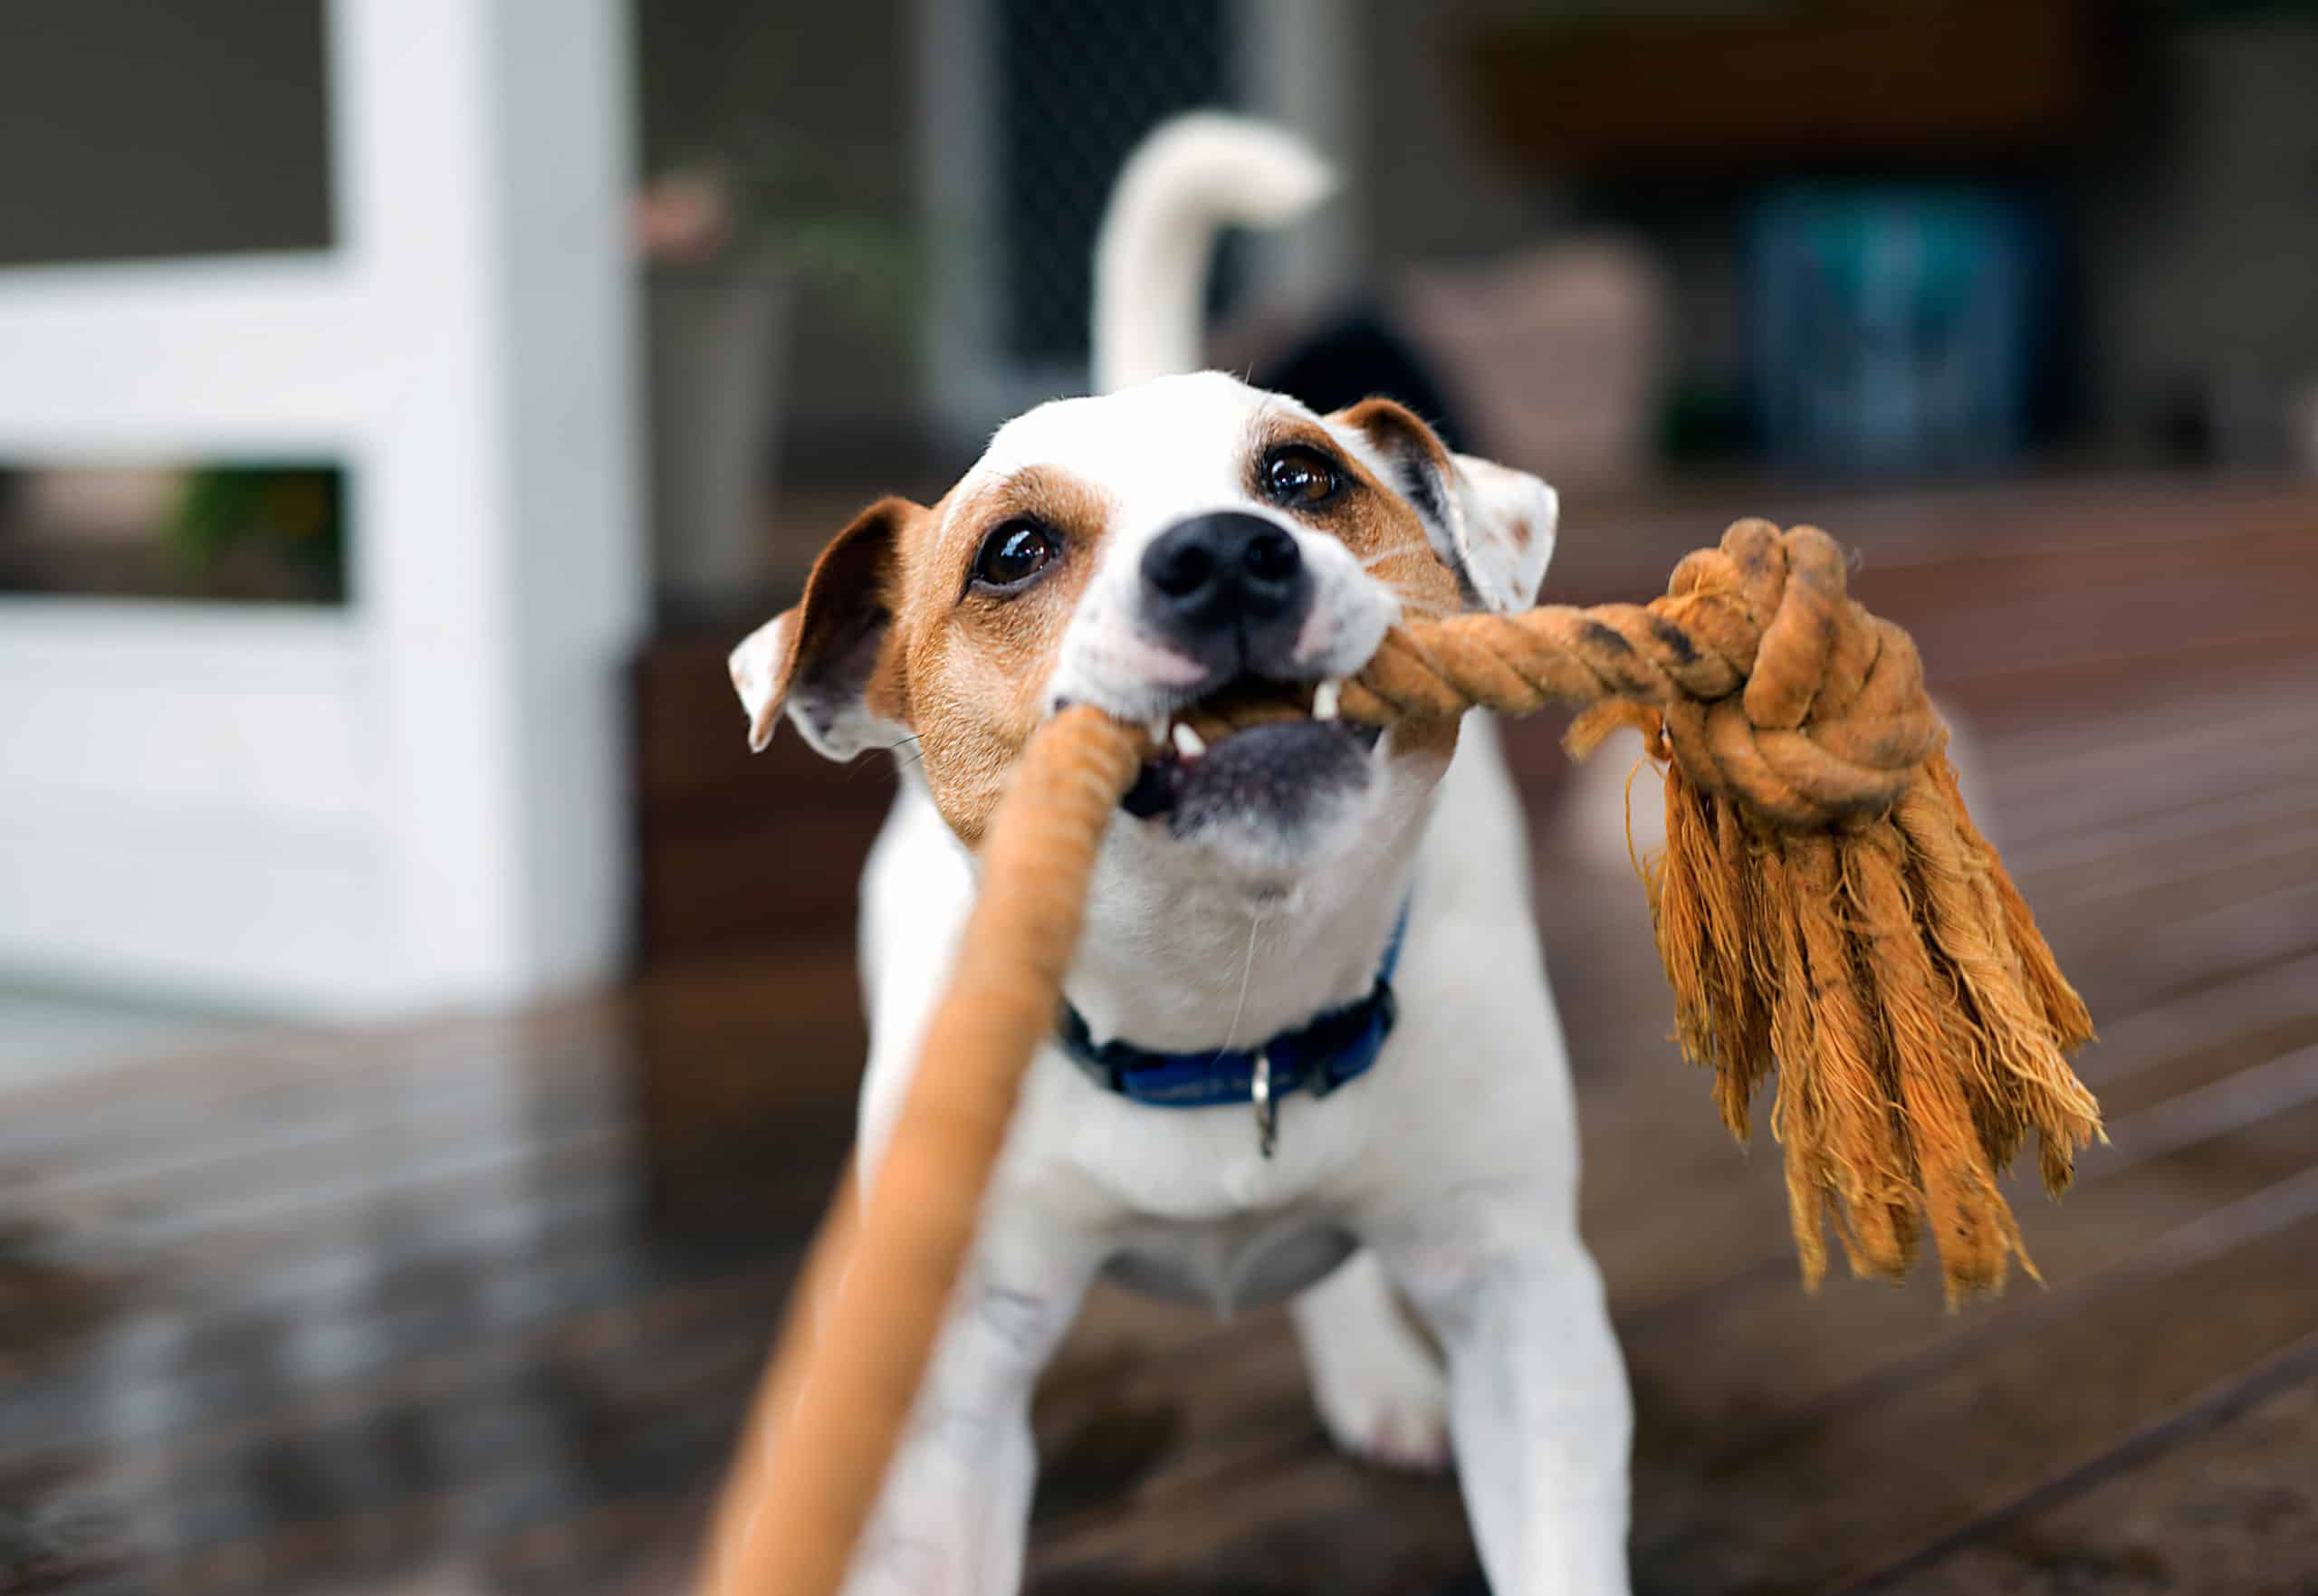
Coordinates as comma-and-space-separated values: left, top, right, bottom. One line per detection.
730, 116, 1632, 1595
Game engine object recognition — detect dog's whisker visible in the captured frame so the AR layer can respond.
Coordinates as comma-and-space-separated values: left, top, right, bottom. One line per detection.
1217, 911, 1264, 1060
868, 733, 927, 777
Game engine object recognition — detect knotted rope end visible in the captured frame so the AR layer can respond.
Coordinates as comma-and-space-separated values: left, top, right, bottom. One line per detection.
1554, 525, 2101, 1302
1358, 520, 2102, 1303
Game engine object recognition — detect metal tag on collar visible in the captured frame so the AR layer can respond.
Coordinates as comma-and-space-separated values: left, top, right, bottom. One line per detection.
1251, 1049, 1279, 1158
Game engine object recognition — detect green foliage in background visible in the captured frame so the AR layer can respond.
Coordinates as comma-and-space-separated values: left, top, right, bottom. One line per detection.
170, 465, 346, 591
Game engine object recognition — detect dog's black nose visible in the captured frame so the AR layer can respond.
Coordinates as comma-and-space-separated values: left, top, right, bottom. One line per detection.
1140, 513, 1308, 647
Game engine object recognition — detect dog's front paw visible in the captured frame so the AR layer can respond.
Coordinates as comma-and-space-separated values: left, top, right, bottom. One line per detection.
1308, 1335, 1453, 1474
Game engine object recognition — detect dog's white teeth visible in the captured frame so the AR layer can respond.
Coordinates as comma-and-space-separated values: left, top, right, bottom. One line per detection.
1148, 715, 1171, 745
1171, 722, 1207, 760
1312, 680, 1343, 722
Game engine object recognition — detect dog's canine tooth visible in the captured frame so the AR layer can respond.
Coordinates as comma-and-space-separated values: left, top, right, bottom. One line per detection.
1312, 680, 1343, 722
1171, 722, 1207, 760
1149, 715, 1171, 745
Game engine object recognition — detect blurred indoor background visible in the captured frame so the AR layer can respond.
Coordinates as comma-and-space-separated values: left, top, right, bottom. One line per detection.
3, 3, 2314, 1593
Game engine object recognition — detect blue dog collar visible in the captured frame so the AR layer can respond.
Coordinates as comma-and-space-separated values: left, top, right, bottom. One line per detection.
1058, 901, 1410, 1156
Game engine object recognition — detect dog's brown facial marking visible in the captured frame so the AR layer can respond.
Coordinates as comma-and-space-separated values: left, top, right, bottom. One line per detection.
896, 466, 1118, 844
1263, 410, 1453, 602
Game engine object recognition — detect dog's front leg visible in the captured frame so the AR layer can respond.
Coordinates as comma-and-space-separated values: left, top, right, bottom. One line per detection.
1379, 1195, 1633, 1596
838, 1205, 1101, 1596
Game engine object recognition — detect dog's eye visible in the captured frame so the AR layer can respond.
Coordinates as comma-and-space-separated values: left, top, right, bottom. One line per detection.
970, 519, 1063, 593
1262, 444, 1342, 508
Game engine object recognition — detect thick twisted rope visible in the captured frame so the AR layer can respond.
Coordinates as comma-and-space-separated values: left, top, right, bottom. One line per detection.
700, 705, 1141, 1596
698, 520, 2101, 1596
1342, 519, 1940, 827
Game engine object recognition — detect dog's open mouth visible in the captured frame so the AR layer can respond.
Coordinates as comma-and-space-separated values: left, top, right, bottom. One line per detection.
1121, 678, 1384, 828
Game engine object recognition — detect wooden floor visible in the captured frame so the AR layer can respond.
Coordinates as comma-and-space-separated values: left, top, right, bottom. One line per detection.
5, 479, 2314, 1596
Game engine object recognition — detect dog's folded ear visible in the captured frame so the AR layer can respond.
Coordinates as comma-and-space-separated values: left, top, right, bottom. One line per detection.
1443, 451, 1558, 613
728, 497, 916, 758
1336, 397, 1559, 615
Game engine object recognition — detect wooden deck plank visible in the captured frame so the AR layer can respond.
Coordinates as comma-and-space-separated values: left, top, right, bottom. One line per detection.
1882, 1343, 2318, 1596
1621, 1085, 2318, 1438
1633, 1197, 2318, 1593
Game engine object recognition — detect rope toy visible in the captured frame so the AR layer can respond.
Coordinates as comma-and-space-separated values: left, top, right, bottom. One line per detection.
697, 519, 2101, 1596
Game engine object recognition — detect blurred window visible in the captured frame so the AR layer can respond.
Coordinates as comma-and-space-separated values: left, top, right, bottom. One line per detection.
0, 1, 332, 267
0, 464, 349, 607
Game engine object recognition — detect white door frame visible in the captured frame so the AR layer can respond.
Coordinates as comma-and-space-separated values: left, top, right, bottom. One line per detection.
0, 0, 643, 1018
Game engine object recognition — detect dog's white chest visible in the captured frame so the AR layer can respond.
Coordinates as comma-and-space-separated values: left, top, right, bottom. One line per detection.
1103, 1210, 1358, 1315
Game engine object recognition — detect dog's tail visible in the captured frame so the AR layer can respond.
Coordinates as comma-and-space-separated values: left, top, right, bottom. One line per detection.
1091, 113, 1336, 394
